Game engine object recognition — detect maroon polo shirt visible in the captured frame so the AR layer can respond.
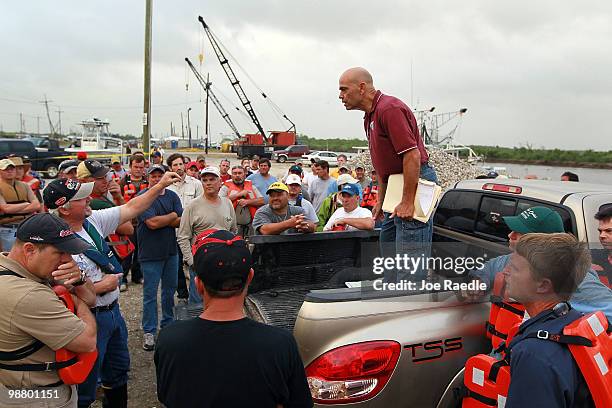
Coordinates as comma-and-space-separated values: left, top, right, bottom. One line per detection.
364, 90, 428, 183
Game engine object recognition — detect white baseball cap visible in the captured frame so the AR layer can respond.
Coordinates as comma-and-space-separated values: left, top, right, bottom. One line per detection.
200, 166, 220, 177
285, 174, 302, 185
337, 173, 358, 186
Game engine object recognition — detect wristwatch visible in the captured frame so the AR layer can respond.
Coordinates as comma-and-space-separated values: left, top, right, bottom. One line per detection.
72, 270, 88, 286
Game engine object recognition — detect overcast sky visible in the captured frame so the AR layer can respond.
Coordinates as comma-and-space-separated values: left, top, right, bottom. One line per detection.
1, 1, 611, 150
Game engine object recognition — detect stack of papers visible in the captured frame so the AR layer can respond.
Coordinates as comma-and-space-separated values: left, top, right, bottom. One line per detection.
381, 175, 442, 223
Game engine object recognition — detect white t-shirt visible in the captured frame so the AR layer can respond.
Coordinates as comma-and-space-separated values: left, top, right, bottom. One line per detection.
323, 206, 373, 232
72, 207, 121, 307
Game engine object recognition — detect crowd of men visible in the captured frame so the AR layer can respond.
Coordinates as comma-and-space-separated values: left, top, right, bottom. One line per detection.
0, 66, 610, 407
0, 147, 381, 407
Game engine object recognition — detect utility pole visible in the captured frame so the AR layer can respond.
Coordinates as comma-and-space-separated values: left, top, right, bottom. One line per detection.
187, 107, 192, 148
205, 72, 210, 154
142, 0, 153, 155
19, 113, 24, 133
180, 112, 185, 139
55, 107, 64, 136
196, 125, 199, 142
36, 116, 40, 134
39, 95, 55, 135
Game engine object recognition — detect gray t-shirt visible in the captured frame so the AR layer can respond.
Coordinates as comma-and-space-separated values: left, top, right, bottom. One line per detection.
308, 177, 337, 213
252, 204, 306, 235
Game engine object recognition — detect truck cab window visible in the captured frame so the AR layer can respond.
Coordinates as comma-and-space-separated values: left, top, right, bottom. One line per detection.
434, 190, 481, 233
475, 196, 517, 240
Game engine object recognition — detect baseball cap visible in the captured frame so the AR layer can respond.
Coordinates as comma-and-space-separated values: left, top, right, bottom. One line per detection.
186, 161, 199, 169
151, 151, 162, 158
502, 206, 565, 234
77, 159, 109, 179
111, 156, 121, 164
43, 179, 94, 209
9, 157, 24, 166
266, 182, 289, 194
289, 165, 303, 174
76, 151, 88, 160
147, 164, 166, 175
486, 171, 499, 178
196, 154, 206, 161
200, 166, 220, 177
191, 229, 252, 292
337, 173, 357, 186
16, 213, 91, 254
339, 164, 351, 171
0, 159, 15, 170
285, 174, 302, 185
59, 159, 79, 174
340, 183, 360, 197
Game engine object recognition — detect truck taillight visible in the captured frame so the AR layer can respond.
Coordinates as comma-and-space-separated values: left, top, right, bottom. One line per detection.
305, 341, 401, 404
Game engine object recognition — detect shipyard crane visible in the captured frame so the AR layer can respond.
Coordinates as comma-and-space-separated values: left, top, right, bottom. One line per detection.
185, 58, 241, 139
197, 16, 268, 142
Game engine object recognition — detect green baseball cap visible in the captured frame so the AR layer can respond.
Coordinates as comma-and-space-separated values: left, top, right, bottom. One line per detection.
502, 206, 565, 234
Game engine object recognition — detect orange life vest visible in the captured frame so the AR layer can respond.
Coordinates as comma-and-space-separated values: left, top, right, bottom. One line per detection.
486, 272, 525, 353
52, 286, 98, 385
0, 272, 97, 386
463, 310, 611, 408
361, 183, 378, 209
224, 180, 257, 219
121, 175, 148, 202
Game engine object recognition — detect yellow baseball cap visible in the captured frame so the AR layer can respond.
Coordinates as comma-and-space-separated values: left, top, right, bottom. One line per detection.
266, 182, 289, 195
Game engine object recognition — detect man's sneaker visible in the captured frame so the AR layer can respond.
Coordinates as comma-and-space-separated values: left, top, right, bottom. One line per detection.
119, 282, 127, 292
143, 333, 155, 351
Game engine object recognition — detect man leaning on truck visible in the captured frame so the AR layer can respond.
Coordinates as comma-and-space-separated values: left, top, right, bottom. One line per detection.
465, 206, 612, 320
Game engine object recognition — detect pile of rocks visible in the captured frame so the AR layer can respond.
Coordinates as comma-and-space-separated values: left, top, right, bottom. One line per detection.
349, 148, 485, 189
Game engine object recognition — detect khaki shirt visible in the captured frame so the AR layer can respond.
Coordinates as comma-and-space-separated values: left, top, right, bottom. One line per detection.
0, 254, 85, 387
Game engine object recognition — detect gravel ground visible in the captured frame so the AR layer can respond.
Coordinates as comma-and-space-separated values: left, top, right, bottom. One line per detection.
90, 282, 160, 408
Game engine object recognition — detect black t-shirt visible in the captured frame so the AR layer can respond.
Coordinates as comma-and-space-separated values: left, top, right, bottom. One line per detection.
154, 317, 313, 408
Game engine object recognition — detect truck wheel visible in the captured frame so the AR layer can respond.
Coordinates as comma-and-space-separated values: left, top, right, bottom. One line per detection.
45, 164, 59, 178
278, 155, 287, 163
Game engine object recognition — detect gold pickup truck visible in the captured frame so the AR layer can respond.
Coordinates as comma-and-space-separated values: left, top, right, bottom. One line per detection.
176, 179, 612, 407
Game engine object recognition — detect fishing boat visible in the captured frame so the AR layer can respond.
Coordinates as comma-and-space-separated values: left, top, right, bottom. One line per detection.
65, 118, 125, 161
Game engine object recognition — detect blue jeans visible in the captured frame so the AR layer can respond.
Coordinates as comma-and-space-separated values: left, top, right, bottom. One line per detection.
78, 302, 130, 408
141, 255, 178, 335
0, 225, 17, 252
188, 266, 203, 305
380, 163, 438, 282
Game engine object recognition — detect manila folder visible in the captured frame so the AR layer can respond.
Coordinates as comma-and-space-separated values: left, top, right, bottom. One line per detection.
381, 174, 442, 223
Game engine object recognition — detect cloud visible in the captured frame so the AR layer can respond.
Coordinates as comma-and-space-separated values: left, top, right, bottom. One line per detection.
1, 0, 611, 150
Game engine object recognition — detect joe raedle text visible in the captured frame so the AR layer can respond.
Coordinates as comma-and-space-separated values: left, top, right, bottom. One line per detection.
372, 279, 487, 292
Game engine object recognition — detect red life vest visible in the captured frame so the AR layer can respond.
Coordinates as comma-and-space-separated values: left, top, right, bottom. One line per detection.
52, 286, 98, 385
224, 180, 257, 219
486, 272, 525, 353
463, 310, 611, 408
121, 175, 148, 202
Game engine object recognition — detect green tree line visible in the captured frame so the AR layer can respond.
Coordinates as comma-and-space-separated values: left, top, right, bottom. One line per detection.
470, 145, 612, 164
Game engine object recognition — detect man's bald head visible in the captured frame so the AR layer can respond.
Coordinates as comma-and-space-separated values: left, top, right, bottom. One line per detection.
339, 67, 377, 112
340, 67, 374, 87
